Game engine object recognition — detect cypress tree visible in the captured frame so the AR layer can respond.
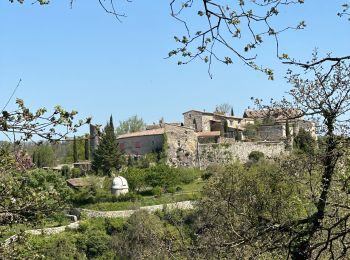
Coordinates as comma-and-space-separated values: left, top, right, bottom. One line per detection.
285, 120, 292, 150
84, 136, 89, 161
73, 135, 78, 163
92, 115, 124, 175
230, 108, 234, 116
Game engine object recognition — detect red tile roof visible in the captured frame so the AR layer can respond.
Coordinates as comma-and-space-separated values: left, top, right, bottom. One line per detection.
117, 128, 165, 139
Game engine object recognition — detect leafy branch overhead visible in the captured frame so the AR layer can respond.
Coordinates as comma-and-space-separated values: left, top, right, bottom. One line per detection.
168, 0, 306, 79
0, 98, 91, 143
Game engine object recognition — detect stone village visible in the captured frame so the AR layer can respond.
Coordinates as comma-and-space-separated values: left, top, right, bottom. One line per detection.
90, 108, 316, 170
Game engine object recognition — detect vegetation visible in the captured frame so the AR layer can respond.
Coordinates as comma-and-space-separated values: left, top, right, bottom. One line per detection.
32, 144, 55, 167
214, 103, 233, 115
92, 116, 124, 175
248, 150, 264, 162
115, 115, 146, 136
294, 128, 316, 154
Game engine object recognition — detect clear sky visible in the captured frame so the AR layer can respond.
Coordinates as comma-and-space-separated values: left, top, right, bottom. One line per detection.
1, 0, 349, 137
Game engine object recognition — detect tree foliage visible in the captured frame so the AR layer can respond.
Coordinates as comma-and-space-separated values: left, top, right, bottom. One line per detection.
0, 168, 72, 227
116, 115, 146, 136
32, 144, 55, 168
214, 103, 233, 115
0, 98, 90, 143
92, 116, 124, 175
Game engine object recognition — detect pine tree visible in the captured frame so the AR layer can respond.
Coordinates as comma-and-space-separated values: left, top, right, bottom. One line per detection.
92, 115, 124, 175
230, 108, 234, 116
73, 135, 78, 163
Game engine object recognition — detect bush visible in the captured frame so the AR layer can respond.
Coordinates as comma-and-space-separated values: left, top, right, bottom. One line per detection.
248, 151, 265, 162
294, 128, 316, 154
167, 186, 176, 194
177, 167, 202, 184
72, 187, 96, 205
81, 230, 111, 258
202, 164, 224, 180
145, 164, 180, 189
151, 186, 162, 197
71, 167, 83, 178
61, 165, 71, 179
112, 192, 141, 202
121, 167, 146, 191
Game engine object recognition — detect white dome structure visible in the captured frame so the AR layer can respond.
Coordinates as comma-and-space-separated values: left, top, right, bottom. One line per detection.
111, 176, 129, 196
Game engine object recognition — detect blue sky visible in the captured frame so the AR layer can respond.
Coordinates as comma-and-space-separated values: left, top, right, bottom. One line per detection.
1, 0, 349, 136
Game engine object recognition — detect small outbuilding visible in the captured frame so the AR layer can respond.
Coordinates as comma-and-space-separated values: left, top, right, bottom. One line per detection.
111, 176, 129, 196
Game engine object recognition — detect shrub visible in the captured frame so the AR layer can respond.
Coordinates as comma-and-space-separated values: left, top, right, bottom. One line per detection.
145, 164, 180, 189
121, 167, 146, 191
82, 230, 111, 258
202, 164, 224, 180
294, 128, 316, 154
151, 186, 162, 197
248, 151, 265, 162
112, 192, 141, 202
177, 167, 202, 184
71, 167, 82, 178
60, 165, 71, 179
72, 187, 96, 205
167, 186, 176, 193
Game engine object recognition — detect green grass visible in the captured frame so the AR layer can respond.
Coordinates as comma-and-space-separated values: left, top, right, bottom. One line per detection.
81, 179, 204, 211
0, 214, 71, 242
82, 192, 199, 211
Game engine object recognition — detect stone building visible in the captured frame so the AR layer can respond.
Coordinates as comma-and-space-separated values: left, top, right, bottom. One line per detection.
117, 128, 165, 156
116, 124, 197, 167
183, 110, 245, 140
90, 107, 316, 169
243, 108, 317, 141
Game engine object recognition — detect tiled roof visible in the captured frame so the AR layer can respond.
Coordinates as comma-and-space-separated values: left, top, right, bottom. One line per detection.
67, 178, 90, 187
117, 128, 165, 139
182, 110, 243, 120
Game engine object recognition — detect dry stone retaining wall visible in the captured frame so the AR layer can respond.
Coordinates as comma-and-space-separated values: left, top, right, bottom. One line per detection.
82, 201, 194, 218
198, 141, 285, 169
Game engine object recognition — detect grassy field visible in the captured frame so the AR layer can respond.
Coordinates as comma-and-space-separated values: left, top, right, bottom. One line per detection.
81, 179, 204, 211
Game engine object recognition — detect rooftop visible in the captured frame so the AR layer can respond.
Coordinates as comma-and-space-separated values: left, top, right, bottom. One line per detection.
66, 178, 90, 188
117, 128, 165, 139
183, 109, 243, 120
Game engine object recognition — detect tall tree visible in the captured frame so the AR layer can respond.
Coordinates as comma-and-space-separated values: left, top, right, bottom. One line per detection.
230, 108, 234, 117
215, 103, 233, 115
73, 135, 78, 163
92, 115, 124, 175
84, 136, 89, 161
32, 144, 55, 167
116, 115, 145, 136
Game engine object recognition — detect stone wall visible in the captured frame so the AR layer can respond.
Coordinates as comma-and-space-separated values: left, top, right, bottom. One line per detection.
117, 134, 164, 156
198, 141, 285, 169
184, 111, 204, 132
257, 124, 286, 141
82, 201, 194, 218
165, 125, 198, 167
